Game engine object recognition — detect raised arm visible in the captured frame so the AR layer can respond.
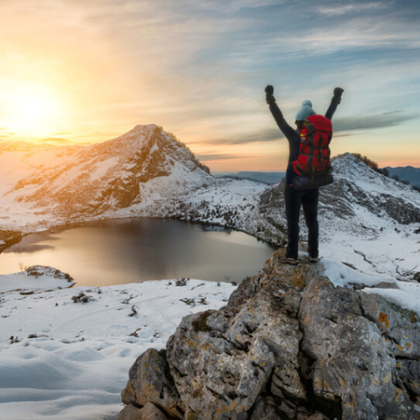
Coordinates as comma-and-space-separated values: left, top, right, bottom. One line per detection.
265, 85, 296, 140
325, 87, 344, 120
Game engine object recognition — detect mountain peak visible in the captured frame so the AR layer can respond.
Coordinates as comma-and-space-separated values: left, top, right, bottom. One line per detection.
132, 123, 158, 131
0, 123, 213, 219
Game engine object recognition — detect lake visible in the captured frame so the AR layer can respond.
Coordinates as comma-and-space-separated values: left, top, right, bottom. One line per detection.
0, 218, 276, 287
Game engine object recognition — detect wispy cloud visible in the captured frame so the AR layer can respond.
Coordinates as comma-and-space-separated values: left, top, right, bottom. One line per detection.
212, 128, 284, 145
334, 111, 417, 132
197, 153, 247, 161
315, 2, 389, 16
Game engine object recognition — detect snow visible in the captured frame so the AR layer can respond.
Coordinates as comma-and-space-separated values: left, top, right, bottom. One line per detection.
322, 259, 397, 289
0, 269, 236, 419
320, 224, 420, 279
363, 282, 420, 315
322, 259, 420, 317
0, 266, 75, 293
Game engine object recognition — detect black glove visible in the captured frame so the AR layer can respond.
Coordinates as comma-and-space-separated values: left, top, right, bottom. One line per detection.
332, 87, 344, 104
265, 85, 276, 105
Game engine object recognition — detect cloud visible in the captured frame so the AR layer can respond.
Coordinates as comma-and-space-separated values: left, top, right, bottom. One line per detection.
212, 128, 284, 145
334, 111, 417, 132
315, 2, 389, 16
197, 154, 248, 161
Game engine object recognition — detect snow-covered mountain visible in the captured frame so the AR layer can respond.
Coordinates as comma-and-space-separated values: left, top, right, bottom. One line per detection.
1, 127, 420, 280
0, 124, 274, 243
0, 125, 214, 227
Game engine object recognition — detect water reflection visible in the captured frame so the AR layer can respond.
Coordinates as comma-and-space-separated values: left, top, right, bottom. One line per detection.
197, 224, 233, 233
5, 244, 55, 253
0, 218, 276, 287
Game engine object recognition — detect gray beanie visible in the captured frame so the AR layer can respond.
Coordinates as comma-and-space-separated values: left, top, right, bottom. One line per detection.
295, 100, 316, 121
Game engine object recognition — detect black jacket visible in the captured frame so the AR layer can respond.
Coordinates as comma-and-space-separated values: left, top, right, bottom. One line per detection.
269, 101, 338, 185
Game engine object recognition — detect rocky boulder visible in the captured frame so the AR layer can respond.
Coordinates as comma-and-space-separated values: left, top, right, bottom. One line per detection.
118, 250, 420, 419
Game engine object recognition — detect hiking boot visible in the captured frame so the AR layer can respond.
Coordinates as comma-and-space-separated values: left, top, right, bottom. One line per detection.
309, 257, 320, 263
278, 257, 299, 265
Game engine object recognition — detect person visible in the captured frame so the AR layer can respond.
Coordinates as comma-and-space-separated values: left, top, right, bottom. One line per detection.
265, 85, 344, 264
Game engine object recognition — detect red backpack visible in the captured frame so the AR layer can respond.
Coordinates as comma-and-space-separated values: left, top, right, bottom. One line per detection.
291, 115, 333, 190
293, 114, 332, 176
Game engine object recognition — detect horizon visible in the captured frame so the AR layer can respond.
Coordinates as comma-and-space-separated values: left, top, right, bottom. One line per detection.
2, 127, 419, 170
1, 0, 419, 171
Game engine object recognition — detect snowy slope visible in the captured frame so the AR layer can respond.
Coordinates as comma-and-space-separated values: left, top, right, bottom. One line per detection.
0, 269, 236, 420
318, 154, 420, 278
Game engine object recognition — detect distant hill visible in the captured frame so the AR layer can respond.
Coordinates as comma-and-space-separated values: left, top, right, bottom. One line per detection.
385, 166, 420, 187
215, 171, 285, 184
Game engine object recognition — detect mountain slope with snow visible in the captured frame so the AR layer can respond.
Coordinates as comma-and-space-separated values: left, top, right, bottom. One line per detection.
0, 125, 214, 229
257, 153, 420, 278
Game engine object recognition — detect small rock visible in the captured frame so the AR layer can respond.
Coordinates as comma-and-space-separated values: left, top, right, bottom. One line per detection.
175, 278, 187, 286
118, 404, 142, 420
371, 281, 399, 289
71, 292, 94, 304
118, 402, 171, 420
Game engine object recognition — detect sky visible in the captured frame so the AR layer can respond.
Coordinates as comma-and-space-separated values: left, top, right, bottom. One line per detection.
0, 0, 419, 171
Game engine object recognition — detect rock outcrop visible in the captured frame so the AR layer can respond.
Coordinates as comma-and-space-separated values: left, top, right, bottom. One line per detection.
119, 250, 420, 420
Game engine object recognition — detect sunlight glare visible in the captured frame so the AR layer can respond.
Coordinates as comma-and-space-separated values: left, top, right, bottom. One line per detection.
5, 85, 64, 137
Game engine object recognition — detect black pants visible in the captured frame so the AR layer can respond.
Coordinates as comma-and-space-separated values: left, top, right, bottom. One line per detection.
284, 185, 319, 259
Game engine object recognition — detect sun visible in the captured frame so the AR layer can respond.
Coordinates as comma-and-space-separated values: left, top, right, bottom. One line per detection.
13, 92, 51, 122
4, 85, 64, 137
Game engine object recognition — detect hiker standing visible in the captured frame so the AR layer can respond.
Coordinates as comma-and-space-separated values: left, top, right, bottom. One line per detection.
265, 86, 344, 264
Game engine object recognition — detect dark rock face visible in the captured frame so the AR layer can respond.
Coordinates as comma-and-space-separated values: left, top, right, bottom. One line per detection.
118, 250, 420, 419
300, 278, 420, 419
